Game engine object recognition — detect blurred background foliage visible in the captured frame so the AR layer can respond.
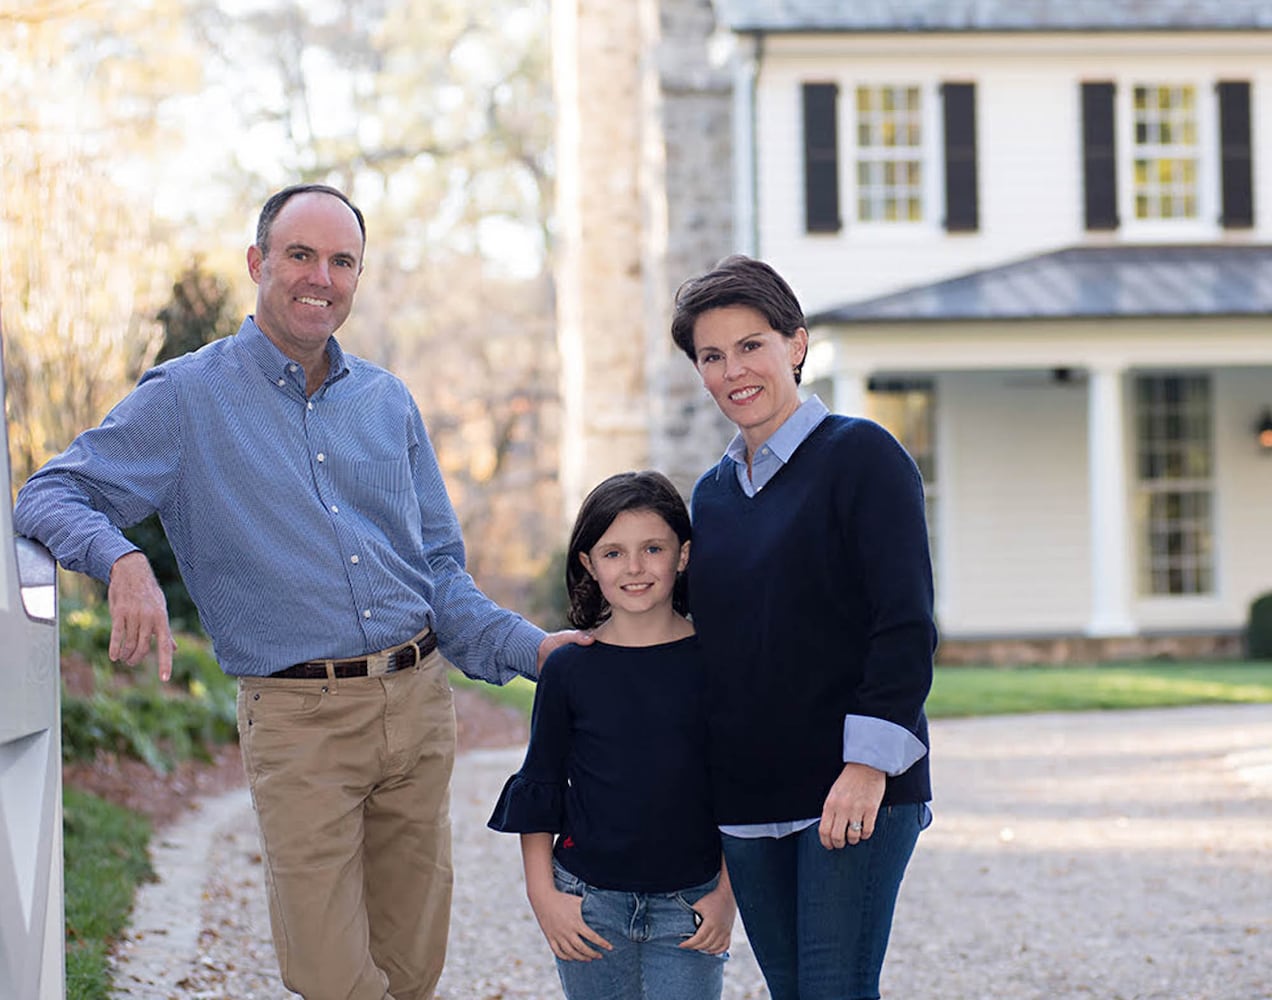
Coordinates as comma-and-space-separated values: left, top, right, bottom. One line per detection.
1, 0, 567, 616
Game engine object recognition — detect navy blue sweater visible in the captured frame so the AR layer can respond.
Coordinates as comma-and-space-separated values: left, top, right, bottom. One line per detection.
487, 638, 720, 892
688, 415, 936, 825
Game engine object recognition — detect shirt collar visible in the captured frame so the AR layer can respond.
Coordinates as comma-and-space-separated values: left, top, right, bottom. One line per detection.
237, 316, 351, 390
719, 395, 831, 489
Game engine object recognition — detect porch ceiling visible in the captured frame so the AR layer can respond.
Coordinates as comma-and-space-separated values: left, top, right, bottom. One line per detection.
808, 245, 1272, 325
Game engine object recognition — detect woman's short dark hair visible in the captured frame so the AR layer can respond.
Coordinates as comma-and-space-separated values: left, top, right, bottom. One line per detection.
670, 254, 808, 384
565, 470, 692, 630
256, 184, 367, 256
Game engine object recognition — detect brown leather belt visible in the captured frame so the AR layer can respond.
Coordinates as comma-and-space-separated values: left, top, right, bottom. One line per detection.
272, 629, 438, 680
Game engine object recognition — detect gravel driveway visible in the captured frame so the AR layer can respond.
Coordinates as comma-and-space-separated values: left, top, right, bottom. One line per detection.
110, 704, 1272, 1000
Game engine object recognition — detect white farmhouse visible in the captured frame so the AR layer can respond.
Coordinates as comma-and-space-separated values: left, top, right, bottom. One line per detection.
715, 0, 1272, 660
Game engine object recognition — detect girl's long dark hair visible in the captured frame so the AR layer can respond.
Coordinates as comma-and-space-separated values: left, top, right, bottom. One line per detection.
565, 470, 692, 630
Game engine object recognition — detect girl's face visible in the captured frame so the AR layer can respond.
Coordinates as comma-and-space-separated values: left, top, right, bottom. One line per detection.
579, 509, 689, 621
691, 304, 807, 456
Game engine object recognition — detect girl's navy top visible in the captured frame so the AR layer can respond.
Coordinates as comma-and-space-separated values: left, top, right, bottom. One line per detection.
487, 636, 720, 893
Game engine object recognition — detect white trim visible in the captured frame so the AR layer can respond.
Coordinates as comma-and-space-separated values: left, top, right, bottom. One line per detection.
732, 34, 760, 256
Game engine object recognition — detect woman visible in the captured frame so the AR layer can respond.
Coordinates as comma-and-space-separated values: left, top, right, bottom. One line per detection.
670, 254, 936, 1000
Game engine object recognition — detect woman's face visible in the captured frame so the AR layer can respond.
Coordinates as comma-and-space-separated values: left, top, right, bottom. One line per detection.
691, 305, 808, 453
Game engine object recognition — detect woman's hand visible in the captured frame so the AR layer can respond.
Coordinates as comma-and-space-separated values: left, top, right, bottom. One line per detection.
819, 761, 886, 849
527, 885, 613, 962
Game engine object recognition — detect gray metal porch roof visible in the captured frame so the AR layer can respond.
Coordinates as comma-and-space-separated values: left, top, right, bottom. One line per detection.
808, 245, 1272, 325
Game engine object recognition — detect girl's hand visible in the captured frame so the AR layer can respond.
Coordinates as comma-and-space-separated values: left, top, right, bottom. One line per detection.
528, 886, 612, 962
678, 882, 735, 955
820, 761, 886, 849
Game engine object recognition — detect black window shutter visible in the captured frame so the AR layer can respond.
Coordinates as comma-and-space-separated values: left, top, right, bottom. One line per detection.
1082, 82, 1118, 231
1218, 81, 1254, 228
802, 82, 841, 233
942, 82, 979, 232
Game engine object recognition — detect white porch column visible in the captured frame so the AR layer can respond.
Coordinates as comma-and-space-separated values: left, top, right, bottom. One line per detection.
831, 368, 868, 418
1087, 364, 1136, 635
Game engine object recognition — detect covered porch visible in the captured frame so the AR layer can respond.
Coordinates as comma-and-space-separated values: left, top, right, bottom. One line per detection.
804, 245, 1272, 659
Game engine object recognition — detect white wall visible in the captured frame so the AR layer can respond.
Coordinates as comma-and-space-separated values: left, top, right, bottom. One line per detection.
750, 32, 1272, 314
938, 371, 1091, 635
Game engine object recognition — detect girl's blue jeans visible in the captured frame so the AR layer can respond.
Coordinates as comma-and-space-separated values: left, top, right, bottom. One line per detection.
551, 862, 726, 1000
721, 802, 925, 1000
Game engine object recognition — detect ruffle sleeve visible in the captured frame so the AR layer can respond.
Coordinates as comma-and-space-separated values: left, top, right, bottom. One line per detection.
486, 773, 565, 833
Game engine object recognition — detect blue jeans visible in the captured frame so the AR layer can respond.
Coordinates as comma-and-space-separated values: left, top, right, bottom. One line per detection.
551, 862, 726, 1000
721, 803, 924, 1000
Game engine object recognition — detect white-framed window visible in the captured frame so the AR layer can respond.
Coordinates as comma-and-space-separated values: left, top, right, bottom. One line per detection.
867, 379, 938, 570
1132, 84, 1200, 221
1134, 374, 1214, 596
855, 85, 924, 223
1114, 78, 1218, 237
800, 78, 977, 234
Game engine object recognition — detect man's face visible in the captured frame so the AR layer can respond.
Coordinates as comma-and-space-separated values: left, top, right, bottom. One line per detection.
246, 192, 363, 360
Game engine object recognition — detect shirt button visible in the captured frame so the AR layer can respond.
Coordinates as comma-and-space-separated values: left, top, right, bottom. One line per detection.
316, 453, 326, 463
308, 402, 314, 411
350, 555, 360, 564
276, 378, 286, 387
288, 364, 298, 372
330, 505, 339, 513
363, 609, 372, 619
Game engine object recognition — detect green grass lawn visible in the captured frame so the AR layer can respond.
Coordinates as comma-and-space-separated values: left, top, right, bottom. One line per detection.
62, 787, 152, 1000
927, 661, 1272, 717
455, 660, 1272, 720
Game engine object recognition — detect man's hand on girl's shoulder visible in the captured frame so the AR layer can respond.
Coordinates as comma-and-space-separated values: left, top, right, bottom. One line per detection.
535, 629, 595, 671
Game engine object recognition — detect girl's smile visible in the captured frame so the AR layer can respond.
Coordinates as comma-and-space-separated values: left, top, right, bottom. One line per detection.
579, 509, 690, 623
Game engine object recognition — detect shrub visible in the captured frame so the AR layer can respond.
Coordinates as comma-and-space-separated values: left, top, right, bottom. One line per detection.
59, 600, 238, 772
1248, 591, 1272, 659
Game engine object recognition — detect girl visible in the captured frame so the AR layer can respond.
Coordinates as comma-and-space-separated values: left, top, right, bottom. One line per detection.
488, 470, 735, 1000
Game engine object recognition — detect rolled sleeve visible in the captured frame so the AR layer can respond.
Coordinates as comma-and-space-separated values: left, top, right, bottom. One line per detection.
842, 713, 928, 776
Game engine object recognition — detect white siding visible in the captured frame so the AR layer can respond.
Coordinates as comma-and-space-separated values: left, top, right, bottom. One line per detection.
751, 32, 1272, 313
938, 372, 1090, 635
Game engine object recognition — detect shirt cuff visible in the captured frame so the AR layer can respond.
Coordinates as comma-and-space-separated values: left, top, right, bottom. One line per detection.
842, 714, 928, 776
502, 619, 547, 683
89, 535, 143, 585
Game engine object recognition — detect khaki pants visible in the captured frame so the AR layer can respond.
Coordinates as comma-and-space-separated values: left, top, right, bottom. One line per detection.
237, 651, 456, 1000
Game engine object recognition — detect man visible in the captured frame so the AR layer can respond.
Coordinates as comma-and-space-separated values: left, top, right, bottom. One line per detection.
15, 184, 583, 1000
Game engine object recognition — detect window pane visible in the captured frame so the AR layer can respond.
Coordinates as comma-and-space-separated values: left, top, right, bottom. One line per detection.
1135, 375, 1213, 595
1131, 83, 1198, 221
855, 84, 923, 223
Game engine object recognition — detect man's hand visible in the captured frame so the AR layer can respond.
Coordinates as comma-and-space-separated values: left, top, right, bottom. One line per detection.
819, 761, 886, 849
536, 629, 594, 671
108, 552, 177, 681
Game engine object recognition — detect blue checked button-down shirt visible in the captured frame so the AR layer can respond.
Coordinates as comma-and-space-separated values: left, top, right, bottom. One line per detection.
14, 318, 544, 679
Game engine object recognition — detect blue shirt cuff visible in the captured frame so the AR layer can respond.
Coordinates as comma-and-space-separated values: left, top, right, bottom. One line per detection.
842, 714, 927, 776
502, 619, 546, 683
90, 536, 143, 586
